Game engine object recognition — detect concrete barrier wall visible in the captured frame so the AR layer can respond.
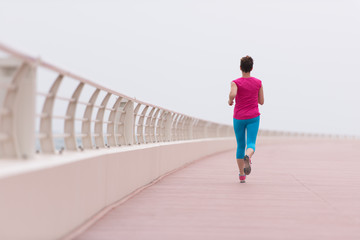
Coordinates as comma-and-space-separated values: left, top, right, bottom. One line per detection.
0, 138, 236, 240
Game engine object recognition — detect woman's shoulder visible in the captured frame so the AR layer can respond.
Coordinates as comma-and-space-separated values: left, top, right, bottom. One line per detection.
250, 77, 262, 86
251, 76, 261, 82
231, 78, 242, 86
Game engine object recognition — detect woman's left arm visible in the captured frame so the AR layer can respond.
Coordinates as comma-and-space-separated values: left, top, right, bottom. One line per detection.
258, 85, 264, 105
228, 82, 237, 106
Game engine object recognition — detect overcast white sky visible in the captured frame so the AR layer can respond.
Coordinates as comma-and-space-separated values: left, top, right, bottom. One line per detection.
1, 0, 360, 136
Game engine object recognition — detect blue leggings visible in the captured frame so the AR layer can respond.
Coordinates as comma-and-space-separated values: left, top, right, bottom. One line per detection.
233, 116, 260, 159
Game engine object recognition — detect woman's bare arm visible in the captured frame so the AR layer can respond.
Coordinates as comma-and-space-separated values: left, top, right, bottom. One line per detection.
228, 82, 237, 106
258, 85, 264, 105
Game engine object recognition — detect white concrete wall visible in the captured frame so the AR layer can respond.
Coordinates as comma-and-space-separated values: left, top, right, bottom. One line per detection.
0, 138, 236, 240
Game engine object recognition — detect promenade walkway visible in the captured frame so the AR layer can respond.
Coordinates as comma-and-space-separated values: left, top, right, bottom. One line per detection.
74, 136, 360, 240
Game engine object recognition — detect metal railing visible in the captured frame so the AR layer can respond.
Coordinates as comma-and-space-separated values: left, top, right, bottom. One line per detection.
0, 43, 234, 159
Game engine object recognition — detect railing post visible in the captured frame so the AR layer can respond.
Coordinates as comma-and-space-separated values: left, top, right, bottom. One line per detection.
64, 82, 84, 151
192, 119, 198, 139
150, 108, 160, 142
144, 107, 155, 143
136, 105, 148, 144
188, 118, 194, 140
94, 93, 111, 148
177, 115, 184, 140
158, 110, 167, 142
81, 89, 100, 149
171, 114, 179, 141
107, 96, 122, 147
0, 59, 36, 159
133, 103, 141, 144
196, 120, 201, 139
123, 100, 134, 145
116, 100, 134, 146
164, 112, 172, 141
181, 117, 188, 140
40, 75, 63, 153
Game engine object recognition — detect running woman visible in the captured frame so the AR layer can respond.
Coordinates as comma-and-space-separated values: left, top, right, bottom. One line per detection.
228, 56, 264, 183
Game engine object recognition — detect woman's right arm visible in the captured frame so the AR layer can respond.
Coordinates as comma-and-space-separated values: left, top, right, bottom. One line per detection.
258, 85, 264, 105
228, 82, 237, 106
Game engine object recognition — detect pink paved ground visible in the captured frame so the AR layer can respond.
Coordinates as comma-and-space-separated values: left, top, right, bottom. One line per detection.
75, 137, 360, 240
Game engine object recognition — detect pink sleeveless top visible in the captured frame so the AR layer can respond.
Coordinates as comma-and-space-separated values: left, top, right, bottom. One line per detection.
232, 77, 262, 120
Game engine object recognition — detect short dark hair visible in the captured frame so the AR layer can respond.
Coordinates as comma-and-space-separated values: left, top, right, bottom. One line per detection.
240, 55, 253, 73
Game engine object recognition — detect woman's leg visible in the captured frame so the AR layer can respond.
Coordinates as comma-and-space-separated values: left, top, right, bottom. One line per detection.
245, 148, 254, 158
245, 116, 260, 157
233, 118, 246, 174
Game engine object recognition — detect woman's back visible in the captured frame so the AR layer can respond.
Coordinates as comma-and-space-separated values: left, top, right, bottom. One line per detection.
232, 77, 262, 120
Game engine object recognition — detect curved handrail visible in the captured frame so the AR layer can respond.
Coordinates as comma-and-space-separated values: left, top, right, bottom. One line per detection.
0, 43, 234, 158
0, 43, 221, 123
